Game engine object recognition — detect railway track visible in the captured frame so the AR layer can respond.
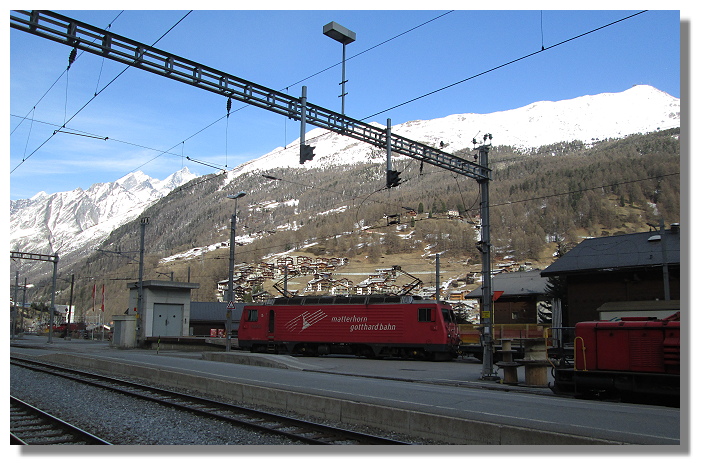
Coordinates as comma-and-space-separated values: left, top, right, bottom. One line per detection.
10, 396, 112, 445
10, 356, 410, 445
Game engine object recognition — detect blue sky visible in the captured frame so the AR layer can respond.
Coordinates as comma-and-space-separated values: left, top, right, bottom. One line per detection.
8, 8, 682, 200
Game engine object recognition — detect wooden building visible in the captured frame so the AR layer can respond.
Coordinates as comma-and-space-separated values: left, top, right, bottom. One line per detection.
540, 224, 680, 327
465, 270, 550, 324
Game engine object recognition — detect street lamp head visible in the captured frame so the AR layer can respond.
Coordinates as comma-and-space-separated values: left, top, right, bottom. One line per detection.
323, 21, 356, 45
227, 191, 246, 200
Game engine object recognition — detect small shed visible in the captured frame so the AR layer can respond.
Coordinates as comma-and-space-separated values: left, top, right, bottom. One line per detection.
127, 280, 199, 338
596, 300, 680, 321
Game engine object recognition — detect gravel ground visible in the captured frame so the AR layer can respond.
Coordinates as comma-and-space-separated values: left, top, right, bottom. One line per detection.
10, 365, 299, 445
11, 364, 442, 445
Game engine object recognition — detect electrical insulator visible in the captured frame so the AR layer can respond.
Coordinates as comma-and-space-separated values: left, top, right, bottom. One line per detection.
68, 47, 77, 69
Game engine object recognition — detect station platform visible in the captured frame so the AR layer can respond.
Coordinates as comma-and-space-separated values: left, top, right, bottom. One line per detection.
11, 334, 673, 445
10, 334, 554, 394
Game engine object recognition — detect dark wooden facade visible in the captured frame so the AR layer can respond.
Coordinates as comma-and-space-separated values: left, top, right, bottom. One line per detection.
562, 265, 680, 325
541, 226, 680, 327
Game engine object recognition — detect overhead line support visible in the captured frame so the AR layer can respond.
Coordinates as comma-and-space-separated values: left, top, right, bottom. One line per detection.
10, 10, 490, 181
12, 10, 496, 378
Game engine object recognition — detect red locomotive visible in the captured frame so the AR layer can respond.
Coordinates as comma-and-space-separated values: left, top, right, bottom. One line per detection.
237, 295, 461, 361
551, 313, 680, 404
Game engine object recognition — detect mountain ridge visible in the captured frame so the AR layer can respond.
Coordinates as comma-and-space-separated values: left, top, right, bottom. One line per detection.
222, 85, 678, 185
10, 167, 198, 265
10, 85, 679, 292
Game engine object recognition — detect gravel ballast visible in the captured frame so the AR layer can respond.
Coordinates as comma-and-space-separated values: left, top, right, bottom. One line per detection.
11, 365, 299, 445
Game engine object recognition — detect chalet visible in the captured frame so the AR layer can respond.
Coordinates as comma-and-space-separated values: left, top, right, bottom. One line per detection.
540, 224, 680, 327
465, 270, 550, 324
330, 278, 353, 296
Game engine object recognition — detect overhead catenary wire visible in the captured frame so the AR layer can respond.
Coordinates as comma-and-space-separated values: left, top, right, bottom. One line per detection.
12, 10, 653, 196
361, 10, 648, 121
11, 11, 193, 174
198, 9, 651, 184
10, 10, 125, 137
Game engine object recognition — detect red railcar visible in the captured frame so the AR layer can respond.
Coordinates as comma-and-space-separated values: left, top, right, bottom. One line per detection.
237, 295, 460, 361
551, 313, 680, 404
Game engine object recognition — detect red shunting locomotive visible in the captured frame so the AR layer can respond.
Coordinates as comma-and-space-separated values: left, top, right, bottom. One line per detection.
551, 312, 680, 403
237, 295, 461, 361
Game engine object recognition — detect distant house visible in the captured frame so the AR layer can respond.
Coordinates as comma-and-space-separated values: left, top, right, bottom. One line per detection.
465, 270, 550, 324
540, 224, 680, 327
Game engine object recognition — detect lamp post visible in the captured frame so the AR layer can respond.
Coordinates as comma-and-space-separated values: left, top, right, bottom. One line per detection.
226, 191, 246, 352
323, 21, 356, 116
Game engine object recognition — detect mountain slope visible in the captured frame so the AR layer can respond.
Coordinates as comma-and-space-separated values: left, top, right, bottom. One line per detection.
222, 85, 679, 185
10, 167, 198, 263
10, 85, 679, 309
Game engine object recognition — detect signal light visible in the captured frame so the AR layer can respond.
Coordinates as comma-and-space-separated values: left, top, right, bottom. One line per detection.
386, 169, 401, 188
300, 144, 315, 164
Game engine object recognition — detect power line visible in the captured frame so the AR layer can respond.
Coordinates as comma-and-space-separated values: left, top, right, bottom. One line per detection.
177, 11, 457, 174
11, 11, 192, 174
491, 171, 679, 208
283, 11, 454, 90
207, 9, 650, 181
362, 10, 648, 120
10, 11, 125, 137
10, 113, 185, 158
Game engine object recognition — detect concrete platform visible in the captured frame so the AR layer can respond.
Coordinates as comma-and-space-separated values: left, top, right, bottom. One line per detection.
10, 335, 678, 445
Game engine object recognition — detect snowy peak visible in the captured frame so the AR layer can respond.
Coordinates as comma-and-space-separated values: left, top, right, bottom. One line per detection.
223, 85, 679, 183
10, 167, 198, 262
393, 85, 679, 151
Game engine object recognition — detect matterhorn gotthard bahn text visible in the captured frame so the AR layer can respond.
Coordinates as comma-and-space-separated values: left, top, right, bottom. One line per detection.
10, 85, 679, 270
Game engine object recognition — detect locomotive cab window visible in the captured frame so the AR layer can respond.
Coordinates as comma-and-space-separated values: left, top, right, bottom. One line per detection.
247, 309, 259, 322
442, 309, 454, 323
418, 308, 435, 322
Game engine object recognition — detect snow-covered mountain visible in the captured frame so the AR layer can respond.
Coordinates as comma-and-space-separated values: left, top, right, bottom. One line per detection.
10, 85, 679, 274
10, 167, 198, 263
222, 85, 679, 186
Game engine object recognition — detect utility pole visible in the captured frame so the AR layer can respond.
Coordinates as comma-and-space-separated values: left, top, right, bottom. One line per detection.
137, 217, 149, 345
226, 192, 246, 352
477, 139, 497, 380
659, 219, 671, 301
435, 254, 441, 304
48, 253, 58, 344
22, 278, 27, 336
12, 270, 19, 340
64, 273, 74, 340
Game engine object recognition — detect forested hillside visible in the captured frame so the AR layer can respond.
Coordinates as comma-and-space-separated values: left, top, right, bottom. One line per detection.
35, 128, 680, 318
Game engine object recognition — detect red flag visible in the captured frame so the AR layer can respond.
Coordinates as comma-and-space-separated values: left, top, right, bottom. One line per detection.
492, 291, 504, 302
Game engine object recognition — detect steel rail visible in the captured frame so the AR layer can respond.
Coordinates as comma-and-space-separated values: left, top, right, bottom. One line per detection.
10, 395, 113, 445
11, 356, 411, 445
10, 9, 490, 181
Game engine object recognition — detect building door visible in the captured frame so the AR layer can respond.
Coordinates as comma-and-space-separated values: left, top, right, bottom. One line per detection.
153, 303, 183, 337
